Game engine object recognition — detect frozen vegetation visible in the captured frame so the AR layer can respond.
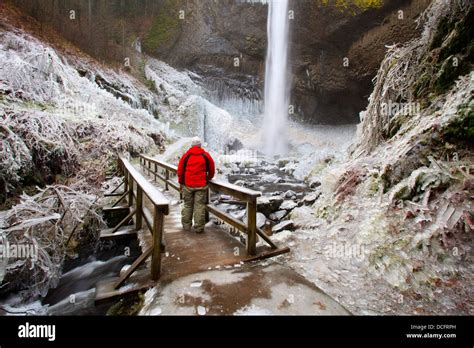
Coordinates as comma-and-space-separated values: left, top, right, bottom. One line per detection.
0, 7, 235, 304
280, 0, 473, 314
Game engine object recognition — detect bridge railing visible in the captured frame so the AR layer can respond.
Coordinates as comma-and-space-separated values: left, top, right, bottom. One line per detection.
140, 154, 279, 256
109, 156, 169, 288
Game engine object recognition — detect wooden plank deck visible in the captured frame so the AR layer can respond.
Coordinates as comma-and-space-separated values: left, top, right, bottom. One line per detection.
137, 187, 259, 281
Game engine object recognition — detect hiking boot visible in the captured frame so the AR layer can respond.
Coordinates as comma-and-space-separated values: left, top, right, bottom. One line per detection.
182, 225, 192, 232
193, 227, 204, 234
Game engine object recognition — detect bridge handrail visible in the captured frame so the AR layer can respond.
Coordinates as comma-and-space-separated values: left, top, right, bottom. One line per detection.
139, 154, 273, 255
140, 155, 261, 200
114, 155, 169, 285
121, 156, 169, 211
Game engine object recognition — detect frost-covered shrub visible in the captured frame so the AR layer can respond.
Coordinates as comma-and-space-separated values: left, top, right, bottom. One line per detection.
1, 110, 79, 190
0, 185, 103, 297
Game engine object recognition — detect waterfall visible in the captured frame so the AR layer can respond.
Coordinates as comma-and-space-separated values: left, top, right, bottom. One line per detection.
263, 0, 290, 156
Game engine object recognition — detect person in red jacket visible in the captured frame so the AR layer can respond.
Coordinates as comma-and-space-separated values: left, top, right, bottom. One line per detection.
177, 137, 215, 233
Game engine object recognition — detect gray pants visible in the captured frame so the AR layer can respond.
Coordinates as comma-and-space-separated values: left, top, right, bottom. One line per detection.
181, 185, 208, 232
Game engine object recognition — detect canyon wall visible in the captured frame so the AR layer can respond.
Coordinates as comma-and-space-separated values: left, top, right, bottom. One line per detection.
10, 0, 430, 124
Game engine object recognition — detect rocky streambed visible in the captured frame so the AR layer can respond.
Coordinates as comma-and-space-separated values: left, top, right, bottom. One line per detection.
211, 155, 321, 239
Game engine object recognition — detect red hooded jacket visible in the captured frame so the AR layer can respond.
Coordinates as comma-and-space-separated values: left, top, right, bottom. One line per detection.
177, 146, 215, 188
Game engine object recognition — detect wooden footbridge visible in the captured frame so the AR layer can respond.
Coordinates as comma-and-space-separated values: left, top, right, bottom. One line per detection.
95, 155, 290, 303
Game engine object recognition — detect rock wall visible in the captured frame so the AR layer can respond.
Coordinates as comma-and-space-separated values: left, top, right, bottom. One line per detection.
290, 0, 431, 124
10, 0, 430, 124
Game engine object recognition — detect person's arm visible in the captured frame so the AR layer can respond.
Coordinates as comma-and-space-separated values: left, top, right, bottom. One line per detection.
206, 152, 215, 180
177, 154, 185, 184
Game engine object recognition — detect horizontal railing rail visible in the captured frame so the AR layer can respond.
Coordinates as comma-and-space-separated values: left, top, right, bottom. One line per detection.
140, 154, 278, 255
109, 156, 169, 288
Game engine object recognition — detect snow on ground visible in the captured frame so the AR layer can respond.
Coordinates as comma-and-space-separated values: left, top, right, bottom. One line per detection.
233, 304, 273, 315
281, 73, 474, 315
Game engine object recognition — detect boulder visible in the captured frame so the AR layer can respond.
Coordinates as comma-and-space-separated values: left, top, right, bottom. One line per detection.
219, 194, 233, 201
224, 137, 243, 153
277, 158, 291, 167
289, 206, 319, 229
284, 190, 297, 199
234, 180, 255, 188
280, 200, 297, 211
269, 210, 288, 221
257, 196, 283, 215
296, 192, 305, 199
230, 209, 246, 220
269, 196, 284, 207
271, 230, 292, 242
272, 220, 294, 233
303, 192, 321, 205
244, 212, 266, 228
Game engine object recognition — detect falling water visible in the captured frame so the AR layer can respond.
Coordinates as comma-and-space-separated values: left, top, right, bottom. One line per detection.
263, 0, 290, 156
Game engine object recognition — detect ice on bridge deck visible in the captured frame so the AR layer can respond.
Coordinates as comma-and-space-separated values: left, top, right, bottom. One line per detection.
138, 190, 249, 280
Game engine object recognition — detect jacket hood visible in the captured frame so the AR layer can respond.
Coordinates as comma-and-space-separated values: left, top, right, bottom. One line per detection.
187, 146, 205, 155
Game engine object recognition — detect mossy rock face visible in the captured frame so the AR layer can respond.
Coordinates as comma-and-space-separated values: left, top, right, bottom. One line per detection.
387, 113, 409, 138
434, 55, 464, 94
318, 0, 383, 13
143, 1, 182, 56
436, 9, 474, 62
106, 292, 145, 316
415, 7, 473, 100
442, 102, 474, 146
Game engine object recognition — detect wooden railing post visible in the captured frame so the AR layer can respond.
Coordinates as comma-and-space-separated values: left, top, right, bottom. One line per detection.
124, 167, 129, 194
247, 198, 257, 256
151, 206, 164, 280
128, 173, 134, 207
154, 163, 158, 182
165, 169, 169, 190
136, 186, 143, 230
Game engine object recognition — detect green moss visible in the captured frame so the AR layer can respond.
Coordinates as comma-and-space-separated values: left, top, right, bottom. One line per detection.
143, 1, 181, 54
434, 55, 470, 95
438, 9, 474, 61
442, 102, 474, 144
318, 0, 383, 14
106, 292, 145, 316
365, 174, 382, 196
387, 113, 408, 138
144, 79, 158, 93
413, 69, 432, 99
306, 156, 334, 180
414, 9, 473, 100
430, 16, 452, 51
315, 201, 341, 221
